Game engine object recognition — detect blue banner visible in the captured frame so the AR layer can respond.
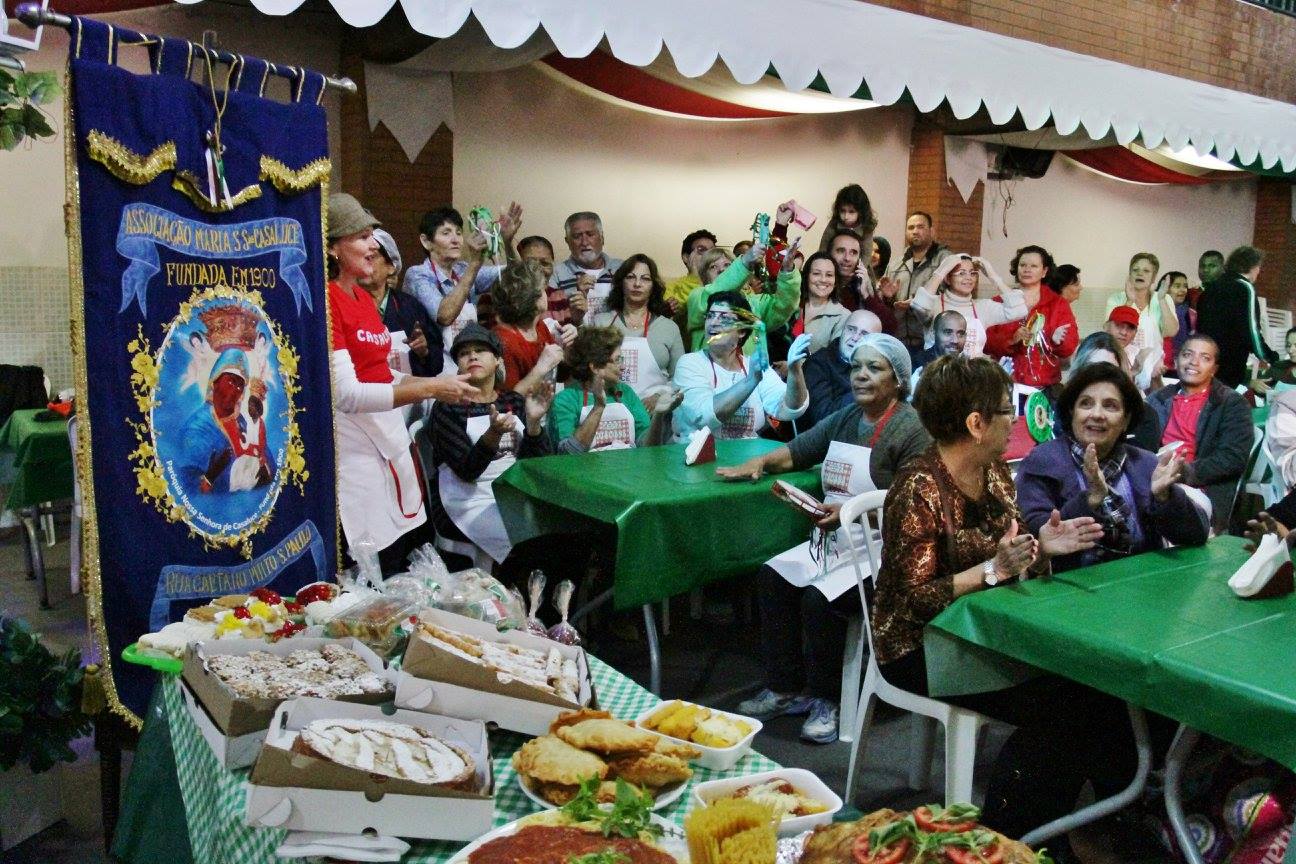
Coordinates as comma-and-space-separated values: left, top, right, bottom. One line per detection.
68, 18, 339, 721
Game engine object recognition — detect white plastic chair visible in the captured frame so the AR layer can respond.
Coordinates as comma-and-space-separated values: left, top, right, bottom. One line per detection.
839, 490, 989, 807
407, 418, 493, 571
1244, 433, 1281, 509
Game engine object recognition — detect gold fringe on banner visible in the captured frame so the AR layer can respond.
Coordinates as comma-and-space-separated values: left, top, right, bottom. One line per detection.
85, 131, 176, 185
171, 170, 263, 212
260, 155, 331, 194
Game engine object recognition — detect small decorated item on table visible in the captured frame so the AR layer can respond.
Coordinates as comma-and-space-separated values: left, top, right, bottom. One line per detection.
1024, 390, 1055, 443
469, 205, 503, 260
525, 569, 549, 638
547, 580, 581, 646
685, 428, 716, 466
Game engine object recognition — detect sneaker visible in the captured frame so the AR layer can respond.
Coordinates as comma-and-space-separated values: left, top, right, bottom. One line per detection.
736, 688, 814, 720
800, 698, 840, 744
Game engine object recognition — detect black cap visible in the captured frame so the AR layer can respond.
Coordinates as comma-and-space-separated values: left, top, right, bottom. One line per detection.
451, 323, 503, 359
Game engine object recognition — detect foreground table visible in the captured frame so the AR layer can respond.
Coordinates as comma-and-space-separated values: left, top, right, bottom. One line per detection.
133, 655, 778, 864
495, 438, 822, 692
925, 536, 1296, 860
0, 408, 73, 608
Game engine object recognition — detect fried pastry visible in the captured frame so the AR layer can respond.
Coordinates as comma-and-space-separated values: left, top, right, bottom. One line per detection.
547, 708, 613, 734
512, 735, 608, 786
555, 718, 658, 755
652, 736, 702, 761
535, 779, 621, 806
606, 751, 693, 787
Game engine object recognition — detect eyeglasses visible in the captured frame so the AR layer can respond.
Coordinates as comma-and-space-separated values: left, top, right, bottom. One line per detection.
704, 311, 739, 324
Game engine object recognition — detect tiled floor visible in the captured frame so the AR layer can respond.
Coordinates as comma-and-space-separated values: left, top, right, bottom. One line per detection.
0, 515, 1146, 863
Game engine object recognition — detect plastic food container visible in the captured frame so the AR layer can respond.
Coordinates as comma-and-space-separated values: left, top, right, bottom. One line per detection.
635, 702, 761, 771
322, 595, 419, 658
690, 768, 843, 836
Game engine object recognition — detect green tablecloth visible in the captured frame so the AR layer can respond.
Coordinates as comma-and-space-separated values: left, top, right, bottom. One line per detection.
1254, 404, 1270, 427
494, 439, 823, 609
154, 655, 778, 864
925, 536, 1296, 770
0, 408, 73, 510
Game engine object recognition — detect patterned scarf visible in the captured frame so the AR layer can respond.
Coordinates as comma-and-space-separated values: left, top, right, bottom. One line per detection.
1069, 438, 1135, 558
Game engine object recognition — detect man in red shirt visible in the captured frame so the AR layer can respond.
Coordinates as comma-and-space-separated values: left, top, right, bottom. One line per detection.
1147, 334, 1255, 532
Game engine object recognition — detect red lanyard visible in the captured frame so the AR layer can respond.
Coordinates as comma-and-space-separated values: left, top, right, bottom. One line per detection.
867, 400, 899, 448
709, 353, 746, 387
617, 311, 651, 337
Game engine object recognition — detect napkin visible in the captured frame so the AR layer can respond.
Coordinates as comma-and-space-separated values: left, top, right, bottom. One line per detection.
1229, 533, 1294, 598
276, 830, 410, 862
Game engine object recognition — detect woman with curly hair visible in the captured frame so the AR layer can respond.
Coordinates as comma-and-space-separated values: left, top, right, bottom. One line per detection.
491, 260, 576, 393
590, 253, 685, 408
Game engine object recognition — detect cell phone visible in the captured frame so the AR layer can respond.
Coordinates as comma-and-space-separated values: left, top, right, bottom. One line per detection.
772, 480, 831, 518
787, 200, 817, 230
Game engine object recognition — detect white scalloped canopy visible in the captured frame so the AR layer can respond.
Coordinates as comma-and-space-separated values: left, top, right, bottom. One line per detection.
174, 0, 1296, 171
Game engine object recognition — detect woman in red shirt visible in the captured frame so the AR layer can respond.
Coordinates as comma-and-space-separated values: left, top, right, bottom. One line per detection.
326, 194, 476, 572
491, 260, 576, 393
984, 244, 1078, 392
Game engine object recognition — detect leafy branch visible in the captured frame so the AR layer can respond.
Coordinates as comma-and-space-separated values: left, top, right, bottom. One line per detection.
0, 69, 59, 151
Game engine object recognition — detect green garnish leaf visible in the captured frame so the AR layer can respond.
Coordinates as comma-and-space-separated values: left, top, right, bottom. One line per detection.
600, 778, 660, 840
567, 851, 630, 864
924, 802, 982, 822
1035, 850, 1056, 864
560, 775, 604, 825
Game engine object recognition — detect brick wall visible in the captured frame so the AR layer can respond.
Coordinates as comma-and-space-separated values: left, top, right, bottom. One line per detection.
337, 50, 454, 270
861, 0, 1296, 103
1253, 179, 1295, 311
905, 121, 984, 256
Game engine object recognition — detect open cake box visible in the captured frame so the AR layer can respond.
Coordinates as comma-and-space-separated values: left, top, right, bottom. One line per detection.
244, 697, 493, 841
394, 608, 596, 736
180, 637, 390, 769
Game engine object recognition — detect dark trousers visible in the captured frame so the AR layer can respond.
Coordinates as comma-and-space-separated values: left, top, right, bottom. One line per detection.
756, 565, 862, 701
879, 648, 1143, 845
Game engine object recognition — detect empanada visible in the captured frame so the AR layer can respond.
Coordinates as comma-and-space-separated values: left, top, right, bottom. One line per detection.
606, 751, 693, 787
555, 718, 659, 755
652, 736, 702, 761
536, 780, 622, 806
548, 708, 614, 734
512, 734, 608, 786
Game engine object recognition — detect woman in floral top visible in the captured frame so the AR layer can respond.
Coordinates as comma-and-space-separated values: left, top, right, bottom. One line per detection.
870, 354, 1156, 863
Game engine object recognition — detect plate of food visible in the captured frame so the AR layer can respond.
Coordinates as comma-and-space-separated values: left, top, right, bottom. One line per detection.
449, 779, 686, 863
793, 803, 1051, 864
691, 768, 842, 836
512, 709, 699, 811
637, 700, 761, 771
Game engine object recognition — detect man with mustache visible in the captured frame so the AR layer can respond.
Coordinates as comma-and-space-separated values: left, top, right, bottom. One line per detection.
547, 211, 623, 327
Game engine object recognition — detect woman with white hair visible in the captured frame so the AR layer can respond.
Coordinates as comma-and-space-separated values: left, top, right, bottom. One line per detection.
716, 332, 931, 743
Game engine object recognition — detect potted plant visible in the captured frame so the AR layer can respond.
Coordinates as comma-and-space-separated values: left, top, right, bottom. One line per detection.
0, 69, 57, 151
0, 615, 91, 850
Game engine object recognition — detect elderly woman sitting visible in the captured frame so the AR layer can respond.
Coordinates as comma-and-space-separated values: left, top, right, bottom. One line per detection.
1017, 362, 1208, 571
548, 326, 679, 453
872, 354, 1144, 862
717, 333, 929, 743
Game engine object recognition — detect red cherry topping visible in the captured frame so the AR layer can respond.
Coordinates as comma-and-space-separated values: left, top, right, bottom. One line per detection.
232, 607, 251, 620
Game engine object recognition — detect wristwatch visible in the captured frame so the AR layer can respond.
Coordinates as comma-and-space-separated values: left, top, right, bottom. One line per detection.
983, 560, 1004, 587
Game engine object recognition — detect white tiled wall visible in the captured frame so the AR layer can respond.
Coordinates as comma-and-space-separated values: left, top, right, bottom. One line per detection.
0, 266, 72, 393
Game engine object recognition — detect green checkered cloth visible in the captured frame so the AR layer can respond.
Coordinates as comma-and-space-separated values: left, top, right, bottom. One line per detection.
163, 655, 781, 863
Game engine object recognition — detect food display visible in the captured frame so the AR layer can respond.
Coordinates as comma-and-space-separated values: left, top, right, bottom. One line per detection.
417, 621, 583, 703
291, 718, 478, 790
685, 797, 779, 864
642, 700, 755, 749
324, 594, 420, 656
799, 805, 1043, 864
203, 644, 389, 700
512, 709, 699, 807
723, 778, 830, 820
137, 587, 313, 658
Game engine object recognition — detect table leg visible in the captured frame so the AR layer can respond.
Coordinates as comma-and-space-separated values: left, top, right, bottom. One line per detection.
1021, 704, 1151, 845
571, 588, 614, 626
1164, 724, 1204, 864
643, 604, 661, 696
20, 507, 49, 609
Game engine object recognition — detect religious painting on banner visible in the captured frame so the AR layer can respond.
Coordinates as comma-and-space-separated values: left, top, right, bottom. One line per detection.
66, 17, 338, 723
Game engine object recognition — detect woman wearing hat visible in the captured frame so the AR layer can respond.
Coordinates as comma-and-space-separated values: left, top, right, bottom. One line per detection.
327, 193, 477, 570
361, 227, 442, 379
427, 323, 554, 565
716, 333, 930, 743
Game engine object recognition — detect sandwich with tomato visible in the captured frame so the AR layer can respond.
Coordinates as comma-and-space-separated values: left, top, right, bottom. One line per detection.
800, 804, 1053, 864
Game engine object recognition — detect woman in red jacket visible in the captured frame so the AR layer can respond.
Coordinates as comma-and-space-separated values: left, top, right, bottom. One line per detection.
984, 244, 1077, 394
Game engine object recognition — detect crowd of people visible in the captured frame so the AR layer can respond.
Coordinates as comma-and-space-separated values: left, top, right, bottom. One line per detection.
324, 186, 1291, 863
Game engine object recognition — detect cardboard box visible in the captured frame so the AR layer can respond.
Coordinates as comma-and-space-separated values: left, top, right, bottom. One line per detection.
181, 637, 391, 754
244, 697, 493, 841
394, 608, 595, 736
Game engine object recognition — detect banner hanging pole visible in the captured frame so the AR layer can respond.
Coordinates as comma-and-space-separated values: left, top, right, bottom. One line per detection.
14, 2, 358, 94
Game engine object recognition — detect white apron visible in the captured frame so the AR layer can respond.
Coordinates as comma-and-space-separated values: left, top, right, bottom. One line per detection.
437, 412, 520, 563
766, 435, 879, 600
438, 301, 477, 377
336, 408, 425, 552
579, 396, 637, 450
935, 295, 986, 358
619, 334, 670, 399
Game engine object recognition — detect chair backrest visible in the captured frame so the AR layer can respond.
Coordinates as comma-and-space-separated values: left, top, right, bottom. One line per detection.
840, 489, 890, 658
1233, 429, 1266, 525
407, 417, 436, 507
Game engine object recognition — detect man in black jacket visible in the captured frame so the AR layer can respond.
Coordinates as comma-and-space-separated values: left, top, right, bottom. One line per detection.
1194, 245, 1278, 387
800, 309, 880, 428
1147, 334, 1254, 532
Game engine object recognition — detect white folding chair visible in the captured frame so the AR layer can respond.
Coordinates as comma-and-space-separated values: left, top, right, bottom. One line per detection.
839, 490, 989, 807
408, 418, 494, 571
1244, 433, 1281, 509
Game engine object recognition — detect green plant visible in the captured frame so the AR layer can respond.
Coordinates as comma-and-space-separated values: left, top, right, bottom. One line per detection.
0, 69, 58, 151
0, 616, 91, 774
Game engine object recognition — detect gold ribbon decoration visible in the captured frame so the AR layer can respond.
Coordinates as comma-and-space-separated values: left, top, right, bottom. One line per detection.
260, 155, 331, 194
85, 130, 176, 185
171, 170, 263, 213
